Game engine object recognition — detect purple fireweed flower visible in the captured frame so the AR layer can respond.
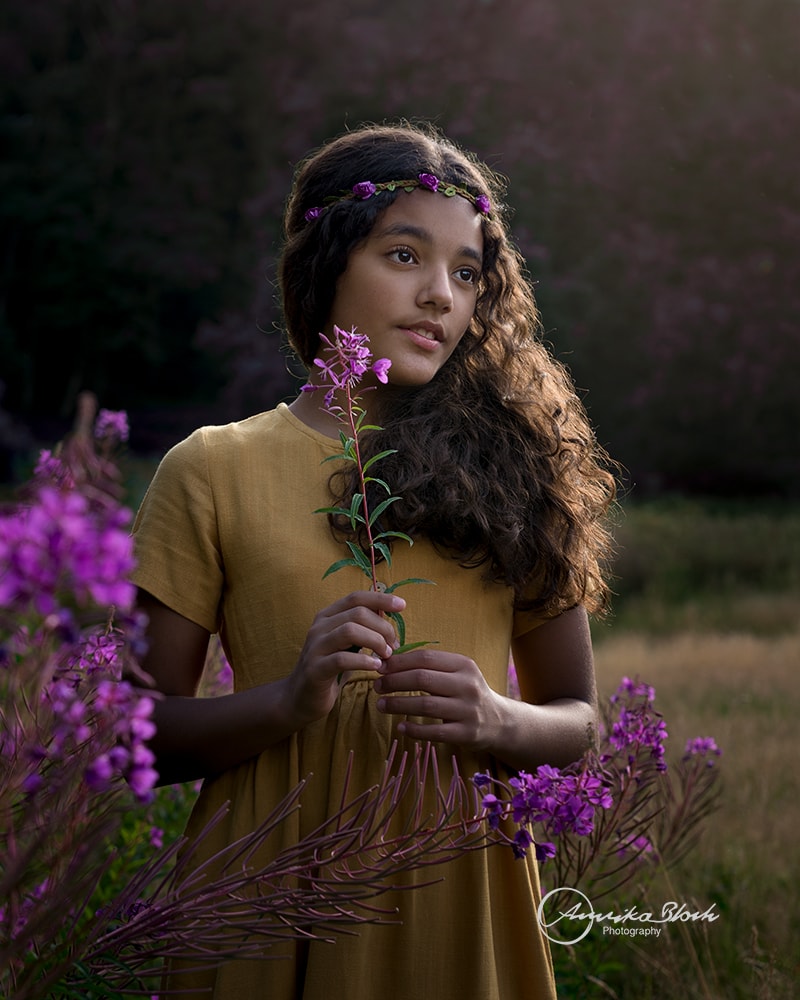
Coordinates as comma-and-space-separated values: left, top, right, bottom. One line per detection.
612, 708, 668, 770
535, 840, 556, 862
371, 357, 392, 384
352, 181, 377, 199
418, 172, 440, 192
480, 793, 504, 830
150, 826, 164, 849
616, 834, 656, 860
507, 765, 613, 846
22, 773, 43, 795
33, 449, 74, 489
304, 206, 322, 221
684, 736, 722, 766
305, 326, 392, 400
611, 676, 655, 704
475, 194, 491, 215
94, 408, 129, 444
512, 828, 532, 859
473, 772, 492, 789
86, 753, 114, 791
0, 486, 136, 616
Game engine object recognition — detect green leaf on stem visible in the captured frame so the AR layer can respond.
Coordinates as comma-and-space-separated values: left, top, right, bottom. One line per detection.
386, 609, 406, 646
349, 493, 365, 525
364, 475, 392, 494
346, 541, 373, 575
385, 578, 435, 592
394, 640, 439, 654
313, 505, 356, 518
373, 529, 414, 545
372, 541, 393, 566
368, 495, 401, 527
361, 449, 398, 475
322, 557, 366, 580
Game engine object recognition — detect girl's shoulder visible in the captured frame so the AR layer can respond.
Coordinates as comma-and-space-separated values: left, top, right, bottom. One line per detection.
169, 403, 329, 462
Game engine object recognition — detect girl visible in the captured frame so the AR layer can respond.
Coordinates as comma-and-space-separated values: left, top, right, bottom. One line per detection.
132, 121, 616, 998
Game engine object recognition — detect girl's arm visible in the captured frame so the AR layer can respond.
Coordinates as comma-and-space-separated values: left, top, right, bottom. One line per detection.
373, 605, 597, 771
138, 588, 405, 784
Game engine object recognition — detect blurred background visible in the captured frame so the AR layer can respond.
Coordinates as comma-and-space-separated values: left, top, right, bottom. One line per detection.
2, 0, 798, 497
2, 3, 799, 995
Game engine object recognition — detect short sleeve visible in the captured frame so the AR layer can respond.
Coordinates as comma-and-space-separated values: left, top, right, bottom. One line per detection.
511, 606, 549, 640
131, 429, 223, 633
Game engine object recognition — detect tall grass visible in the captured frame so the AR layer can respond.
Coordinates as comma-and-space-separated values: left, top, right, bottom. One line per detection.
604, 499, 800, 634
577, 500, 800, 998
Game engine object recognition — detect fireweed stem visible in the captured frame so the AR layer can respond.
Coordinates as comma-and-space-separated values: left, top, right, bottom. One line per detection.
344, 379, 379, 591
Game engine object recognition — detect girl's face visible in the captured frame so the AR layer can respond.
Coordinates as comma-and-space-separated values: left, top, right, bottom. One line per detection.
324, 189, 484, 387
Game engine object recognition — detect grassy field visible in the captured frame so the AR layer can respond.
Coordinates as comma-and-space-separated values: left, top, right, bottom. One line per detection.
568, 500, 800, 999
116, 480, 800, 997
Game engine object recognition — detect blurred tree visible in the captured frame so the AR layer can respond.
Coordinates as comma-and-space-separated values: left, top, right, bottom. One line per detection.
2, 0, 798, 492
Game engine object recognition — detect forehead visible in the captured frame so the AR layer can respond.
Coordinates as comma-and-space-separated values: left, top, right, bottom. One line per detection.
368, 188, 484, 258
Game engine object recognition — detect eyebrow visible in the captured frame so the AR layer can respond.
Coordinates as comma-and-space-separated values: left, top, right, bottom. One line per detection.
376, 222, 483, 265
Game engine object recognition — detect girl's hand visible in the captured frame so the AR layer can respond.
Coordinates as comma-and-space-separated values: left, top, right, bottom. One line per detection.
372, 648, 504, 751
284, 590, 405, 727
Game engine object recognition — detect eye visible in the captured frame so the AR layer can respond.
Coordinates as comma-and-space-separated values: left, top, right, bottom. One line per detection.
456, 266, 479, 285
388, 246, 416, 265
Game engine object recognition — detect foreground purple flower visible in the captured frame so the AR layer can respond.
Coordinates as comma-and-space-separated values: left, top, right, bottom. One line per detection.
0, 486, 136, 618
473, 676, 722, 894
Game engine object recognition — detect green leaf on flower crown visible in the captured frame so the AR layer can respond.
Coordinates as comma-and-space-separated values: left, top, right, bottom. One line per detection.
321, 451, 356, 465
384, 577, 435, 592
368, 495, 401, 527
322, 557, 364, 579
361, 449, 398, 474
373, 529, 413, 545
357, 422, 384, 433
364, 475, 392, 494
346, 540, 373, 574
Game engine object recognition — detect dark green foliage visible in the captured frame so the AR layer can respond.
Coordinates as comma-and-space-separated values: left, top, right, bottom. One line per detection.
2, 0, 798, 491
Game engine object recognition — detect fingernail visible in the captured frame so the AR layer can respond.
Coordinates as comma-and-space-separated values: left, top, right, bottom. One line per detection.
384, 644, 394, 658
390, 596, 406, 610
376, 698, 386, 712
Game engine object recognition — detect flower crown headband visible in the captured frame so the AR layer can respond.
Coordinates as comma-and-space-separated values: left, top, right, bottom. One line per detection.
303, 172, 492, 223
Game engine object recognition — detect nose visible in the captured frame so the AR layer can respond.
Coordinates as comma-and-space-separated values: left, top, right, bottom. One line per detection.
417, 264, 453, 312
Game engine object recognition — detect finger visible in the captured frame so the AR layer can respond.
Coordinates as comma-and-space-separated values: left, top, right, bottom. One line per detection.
373, 669, 460, 696
321, 590, 406, 619
313, 618, 398, 660
380, 648, 461, 675
323, 606, 400, 652
376, 692, 459, 722
330, 650, 385, 675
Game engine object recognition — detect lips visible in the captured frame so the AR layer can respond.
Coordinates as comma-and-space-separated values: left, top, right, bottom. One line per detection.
401, 321, 444, 343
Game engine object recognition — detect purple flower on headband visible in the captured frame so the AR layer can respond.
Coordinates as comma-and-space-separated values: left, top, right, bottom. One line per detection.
352, 181, 377, 199
418, 173, 440, 192
304, 206, 322, 221
475, 194, 491, 215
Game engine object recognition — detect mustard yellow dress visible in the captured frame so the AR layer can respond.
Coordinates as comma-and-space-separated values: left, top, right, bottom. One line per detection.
131, 403, 556, 1000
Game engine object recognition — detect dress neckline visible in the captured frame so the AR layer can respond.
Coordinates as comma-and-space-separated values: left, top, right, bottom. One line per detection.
276, 401, 341, 450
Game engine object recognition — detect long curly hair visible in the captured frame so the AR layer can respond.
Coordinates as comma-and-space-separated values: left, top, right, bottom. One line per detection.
279, 121, 617, 617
